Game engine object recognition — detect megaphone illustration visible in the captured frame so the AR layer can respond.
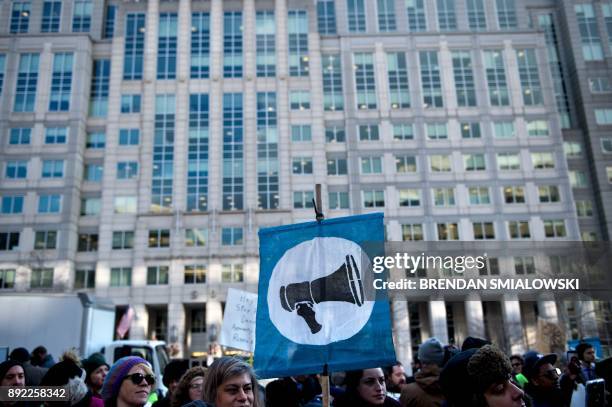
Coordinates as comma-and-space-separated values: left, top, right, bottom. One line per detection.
279, 254, 364, 334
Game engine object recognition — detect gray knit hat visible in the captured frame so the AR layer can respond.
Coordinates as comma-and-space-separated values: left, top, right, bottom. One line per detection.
418, 338, 446, 367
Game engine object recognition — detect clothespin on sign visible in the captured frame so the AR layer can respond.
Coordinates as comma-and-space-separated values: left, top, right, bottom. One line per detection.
313, 184, 324, 222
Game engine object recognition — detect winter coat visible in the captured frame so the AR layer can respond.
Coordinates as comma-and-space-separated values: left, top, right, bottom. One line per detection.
399, 366, 445, 407
332, 392, 400, 407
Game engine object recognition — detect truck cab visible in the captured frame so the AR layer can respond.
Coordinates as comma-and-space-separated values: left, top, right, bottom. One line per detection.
102, 340, 170, 395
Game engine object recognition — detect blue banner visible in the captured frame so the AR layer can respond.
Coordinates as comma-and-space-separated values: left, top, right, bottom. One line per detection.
254, 213, 396, 378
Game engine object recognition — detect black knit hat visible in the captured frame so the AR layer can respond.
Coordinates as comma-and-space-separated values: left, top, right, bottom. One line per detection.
440, 348, 478, 406
0, 360, 23, 382
162, 359, 189, 388
82, 353, 110, 379
9, 348, 30, 363
41, 360, 83, 386
461, 336, 491, 351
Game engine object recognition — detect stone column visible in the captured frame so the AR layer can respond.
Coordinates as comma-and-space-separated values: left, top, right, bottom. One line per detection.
465, 293, 485, 338
502, 296, 525, 354
428, 300, 449, 344
392, 300, 413, 374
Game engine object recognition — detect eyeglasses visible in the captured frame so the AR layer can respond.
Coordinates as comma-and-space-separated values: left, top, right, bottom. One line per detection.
124, 373, 156, 385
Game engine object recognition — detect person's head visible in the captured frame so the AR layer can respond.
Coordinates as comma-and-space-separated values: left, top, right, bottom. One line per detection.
510, 355, 523, 375
384, 362, 406, 389
41, 352, 90, 406
31, 346, 48, 362
523, 351, 559, 391
461, 337, 491, 352
0, 361, 25, 387
171, 366, 207, 407
202, 357, 259, 407
9, 348, 30, 364
467, 345, 525, 407
82, 353, 110, 393
418, 338, 445, 368
344, 368, 387, 405
162, 360, 189, 395
101, 356, 155, 407
576, 342, 595, 364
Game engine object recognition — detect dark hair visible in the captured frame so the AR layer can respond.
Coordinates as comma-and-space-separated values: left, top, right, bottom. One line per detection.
576, 342, 594, 361
510, 355, 524, 364
171, 366, 206, 407
202, 357, 259, 407
383, 362, 402, 378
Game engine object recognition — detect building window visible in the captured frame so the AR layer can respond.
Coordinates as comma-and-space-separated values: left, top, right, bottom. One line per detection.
317, 0, 337, 34
601, 138, 612, 154
117, 162, 139, 180
327, 156, 348, 175
185, 265, 206, 284
86, 132, 105, 149
468, 187, 490, 205
426, 123, 448, 140
75, 269, 95, 289
49, 52, 73, 111
531, 152, 555, 170
544, 220, 566, 238
9, 128, 31, 145
288, 10, 309, 76
497, 153, 520, 171
575, 4, 604, 61
38, 194, 61, 213
420, 51, 443, 108
103, 5, 116, 38
292, 157, 313, 175
538, 185, 560, 203
576, 200, 593, 217
569, 171, 588, 188
527, 120, 549, 137
493, 121, 515, 138
496, 0, 517, 29
222, 227, 243, 246
466, 0, 486, 31
256, 92, 278, 210
347, 0, 366, 32
430, 155, 451, 172
78, 233, 98, 252
402, 224, 423, 241
291, 125, 312, 142
294, 191, 314, 209
479, 258, 499, 276
34, 231, 57, 250
437, 0, 457, 31
110, 268, 131, 287
464, 154, 486, 171
189, 308, 206, 332
473, 222, 495, 240
31, 268, 53, 288
606, 167, 612, 184
452, 51, 475, 106
11, 1, 30, 33
461, 123, 481, 139
377, 0, 396, 31
72, 0, 92, 32
396, 155, 417, 173
358, 125, 380, 141
256, 11, 276, 77
603, 4, 612, 53
354, 53, 377, 109
222, 264, 244, 283
148, 230, 170, 248
0, 269, 16, 289
14, 53, 39, 112
595, 109, 612, 125
0, 55, 4, 95
362, 190, 385, 208
5, 161, 27, 179
224, 12, 243, 78
326, 126, 345, 143
84, 164, 103, 182
123, 13, 145, 80
361, 156, 383, 174
187, 94, 209, 212
152, 94, 175, 211
185, 228, 207, 247
1, 196, 24, 214
290, 91, 311, 110
147, 266, 169, 285
157, 13, 177, 80
483, 50, 509, 106
508, 221, 530, 239
590, 77, 612, 93
45, 128, 67, 144
504, 186, 525, 204
387, 52, 410, 108
121, 94, 141, 113
223, 93, 243, 211
514, 257, 535, 275
437, 223, 459, 240
191, 13, 210, 79
393, 124, 414, 140
112, 231, 134, 250
41, 160, 64, 178
0, 232, 20, 251
322, 54, 343, 111
433, 188, 455, 207
42, 1, 61, 32
399, 189, 420, 207
516, 49, 543, 106
329, 191, 349, 209
406, 0, 427, 32
80, 198, 100, 216
119, 129, 140, 146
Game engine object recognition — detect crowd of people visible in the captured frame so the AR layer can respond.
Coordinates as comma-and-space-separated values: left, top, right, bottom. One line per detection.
1, 338, 609, 407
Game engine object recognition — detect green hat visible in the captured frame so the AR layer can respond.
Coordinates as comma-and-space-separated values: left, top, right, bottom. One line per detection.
82, 353, 109, 379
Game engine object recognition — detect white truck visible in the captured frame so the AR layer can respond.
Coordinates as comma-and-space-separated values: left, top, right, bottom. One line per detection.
0, 292, 115, 359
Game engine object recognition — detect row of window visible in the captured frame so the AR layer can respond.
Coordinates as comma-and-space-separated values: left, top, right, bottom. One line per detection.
10, 0, 101, 35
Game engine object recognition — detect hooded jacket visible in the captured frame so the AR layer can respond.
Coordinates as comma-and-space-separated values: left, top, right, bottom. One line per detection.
399, 365, 445, 407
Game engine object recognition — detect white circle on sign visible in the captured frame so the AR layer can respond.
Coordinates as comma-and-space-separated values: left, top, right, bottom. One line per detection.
267, 237, 374, 345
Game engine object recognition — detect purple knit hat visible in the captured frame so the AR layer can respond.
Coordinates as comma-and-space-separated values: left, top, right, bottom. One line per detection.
101, 356, 151, 402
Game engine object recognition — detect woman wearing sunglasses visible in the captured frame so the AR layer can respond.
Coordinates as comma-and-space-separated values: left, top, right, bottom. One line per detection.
171, 366, 207, 407
101, 356, 156, 407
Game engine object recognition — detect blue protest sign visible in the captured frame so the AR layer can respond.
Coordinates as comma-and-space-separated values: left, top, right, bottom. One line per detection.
254, 213, 396, 378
